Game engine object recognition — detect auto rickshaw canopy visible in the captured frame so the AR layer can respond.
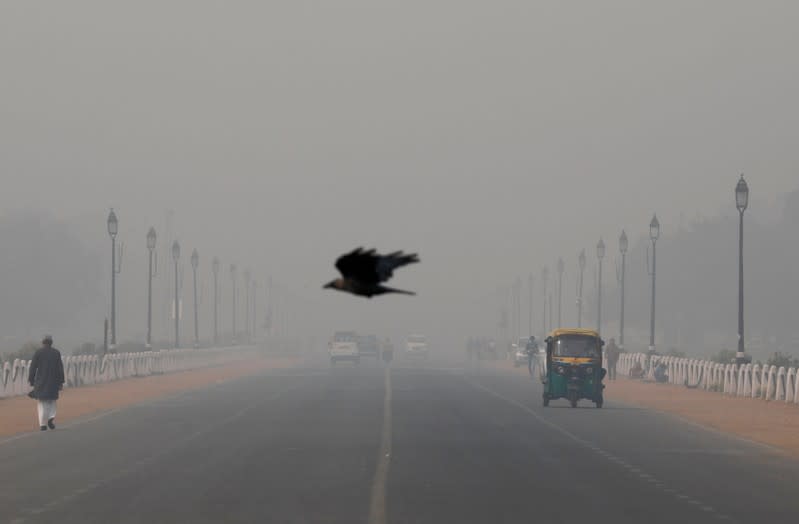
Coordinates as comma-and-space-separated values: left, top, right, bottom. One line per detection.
547, 328, 600, 339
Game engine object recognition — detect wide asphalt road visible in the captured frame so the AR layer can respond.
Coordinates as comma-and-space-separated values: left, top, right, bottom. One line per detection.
1, 352, 798, 523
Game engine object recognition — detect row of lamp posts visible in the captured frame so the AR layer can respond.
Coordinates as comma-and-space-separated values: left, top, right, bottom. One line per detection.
107, 210, 260, 351
534, 174, 748, 362
544, 213, 657, 353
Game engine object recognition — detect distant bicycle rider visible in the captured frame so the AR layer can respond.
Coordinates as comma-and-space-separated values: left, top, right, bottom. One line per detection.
526, 336, 539, 377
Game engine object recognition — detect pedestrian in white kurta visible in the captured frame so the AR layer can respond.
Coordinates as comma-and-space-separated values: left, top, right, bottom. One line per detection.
28, 336, 65, 431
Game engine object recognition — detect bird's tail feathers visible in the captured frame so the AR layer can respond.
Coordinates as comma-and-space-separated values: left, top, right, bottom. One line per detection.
395, 252, 420, 266
379, 285, 416, 296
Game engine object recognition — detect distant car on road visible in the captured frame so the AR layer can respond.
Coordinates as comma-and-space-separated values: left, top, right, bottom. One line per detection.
381, 338, 395, 363
329, 331, 359, 365
406, 334, 428, 357
356, 334, 380, 359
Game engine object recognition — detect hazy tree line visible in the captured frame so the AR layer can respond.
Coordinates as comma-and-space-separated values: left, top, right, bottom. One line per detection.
3, 190, 799, 363
0, 212, 103, 358
588, 190, 799, 362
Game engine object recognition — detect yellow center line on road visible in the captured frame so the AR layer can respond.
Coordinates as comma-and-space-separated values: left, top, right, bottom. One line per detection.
369, 365, 392, 524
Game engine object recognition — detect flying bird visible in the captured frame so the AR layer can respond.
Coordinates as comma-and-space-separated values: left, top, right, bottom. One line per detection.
324, 248, 419, 298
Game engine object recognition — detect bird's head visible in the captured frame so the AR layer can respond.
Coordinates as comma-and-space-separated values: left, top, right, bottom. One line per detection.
323, 278, 344, 291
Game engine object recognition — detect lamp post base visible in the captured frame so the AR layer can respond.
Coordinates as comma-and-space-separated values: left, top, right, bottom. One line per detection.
735, 352, 751, 365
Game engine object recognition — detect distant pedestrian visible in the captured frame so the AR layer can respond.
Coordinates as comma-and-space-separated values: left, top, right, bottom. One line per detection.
654, 362, 669, 383
526, 336, 539, 378
629, 360, 644, 379
28, 335, 65, 431
606, 338, 620, 380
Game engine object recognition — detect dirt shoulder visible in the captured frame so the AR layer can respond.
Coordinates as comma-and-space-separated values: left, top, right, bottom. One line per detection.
484, 359, 799, 457
605, 377, 799, 456
0, 356, 300, 437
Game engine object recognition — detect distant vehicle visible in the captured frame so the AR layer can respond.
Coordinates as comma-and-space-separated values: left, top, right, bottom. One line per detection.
329, 331, 359, 365
406, 334, 428, 357
542, 328, 605, 408
381, 338, 394, 363
356, 334, 380, 359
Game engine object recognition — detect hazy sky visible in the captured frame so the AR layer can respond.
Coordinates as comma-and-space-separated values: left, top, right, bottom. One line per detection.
2, 2, 798, 346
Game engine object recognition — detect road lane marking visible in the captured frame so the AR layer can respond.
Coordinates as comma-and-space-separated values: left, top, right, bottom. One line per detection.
469, 380, 736, 523
369, 365, 392, 524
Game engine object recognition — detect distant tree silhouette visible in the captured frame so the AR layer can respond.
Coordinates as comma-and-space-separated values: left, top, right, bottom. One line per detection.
600, 189, 799, 359
0, 213, 102, 352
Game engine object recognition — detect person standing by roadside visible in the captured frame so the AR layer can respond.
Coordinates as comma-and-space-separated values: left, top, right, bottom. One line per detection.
526, 336, 539, 378
605, 338, 620, 380
28, 335, 65, 431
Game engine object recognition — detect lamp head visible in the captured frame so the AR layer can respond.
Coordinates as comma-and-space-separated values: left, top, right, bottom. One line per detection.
735, 174, 749, 212
650, 214, 660, 241
146, 227, 157, 250
107, 209, 118, 237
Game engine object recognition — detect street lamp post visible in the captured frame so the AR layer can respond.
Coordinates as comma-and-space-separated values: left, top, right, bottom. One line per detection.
528, 273, 533, 336
596, 238, 605, 334
577, 249, 586, 328
557, 258, 564, 327
244, 269, 251, 343
252, 279, 258, 342
514, 277, 521, 341
212, 257, 220, 346
735, 174, 749, 365
172, 240, 181, 349
107, 209, 119, 349
146, 227, 157, 349
541, 266, 549, 335
191, 249, 199, 349
618, 230, 628, 350
648, 215, 660, 354
230, 264, 238, 345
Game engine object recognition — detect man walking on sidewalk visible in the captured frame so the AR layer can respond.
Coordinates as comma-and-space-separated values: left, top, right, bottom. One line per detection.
28, 335, 65, 431
606, 338, 620, 381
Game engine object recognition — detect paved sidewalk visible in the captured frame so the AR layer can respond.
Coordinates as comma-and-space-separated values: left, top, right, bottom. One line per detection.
0, 356, 300, 437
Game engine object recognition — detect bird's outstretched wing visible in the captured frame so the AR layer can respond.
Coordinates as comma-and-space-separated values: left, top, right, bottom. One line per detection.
335, 248, 419, 283
375, 250, 419, 282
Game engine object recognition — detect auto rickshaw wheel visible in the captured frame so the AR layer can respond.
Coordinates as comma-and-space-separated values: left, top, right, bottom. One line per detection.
568, 391, 578, 408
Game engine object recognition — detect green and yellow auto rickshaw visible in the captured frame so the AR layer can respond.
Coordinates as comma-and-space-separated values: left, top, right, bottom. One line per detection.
541, 328, 605, 408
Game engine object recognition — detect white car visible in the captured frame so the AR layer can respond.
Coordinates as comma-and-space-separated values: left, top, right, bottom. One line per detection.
406, 334, 428, 357
329, 331, 359, 364
513, 347, 528, 367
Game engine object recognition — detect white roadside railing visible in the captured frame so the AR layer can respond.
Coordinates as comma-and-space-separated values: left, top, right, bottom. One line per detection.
0, 346, 257, 399
617, 352, 799, 403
